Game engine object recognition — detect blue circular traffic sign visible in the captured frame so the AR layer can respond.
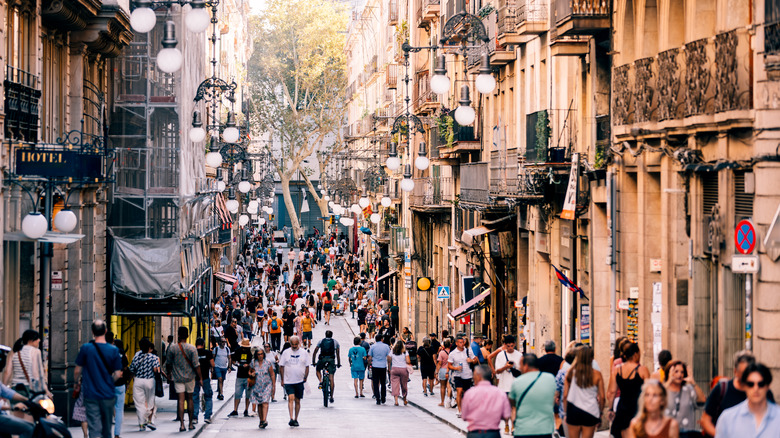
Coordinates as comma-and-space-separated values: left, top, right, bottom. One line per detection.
735, 220, 756, 255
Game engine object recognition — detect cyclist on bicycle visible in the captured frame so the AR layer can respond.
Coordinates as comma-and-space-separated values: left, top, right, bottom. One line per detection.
312, 330, 341, 403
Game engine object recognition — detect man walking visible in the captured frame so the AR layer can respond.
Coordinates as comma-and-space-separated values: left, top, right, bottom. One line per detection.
193, 338, 214, 424
448, 334, 478, 417
509, 354, 556, 438
165, 326, 202, 432
536, 340, 564, 375
279, 336, 309, 427
212, 338, 231, 400
461, 365, 511, 438
74, 320, 123, 438
228, 338, 253, 417
368, 334, 391, 405
269, 312, 283, 351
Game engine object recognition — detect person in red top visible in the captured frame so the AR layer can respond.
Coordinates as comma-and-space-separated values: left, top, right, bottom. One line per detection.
321, 291, 333, 325
290, 291, 299, 309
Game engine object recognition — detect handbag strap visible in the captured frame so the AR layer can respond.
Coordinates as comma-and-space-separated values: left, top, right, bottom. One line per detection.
178, 343, 198, 373
17, 351, 32, 385
515, 371, 542, 410
90, 341, 114, 378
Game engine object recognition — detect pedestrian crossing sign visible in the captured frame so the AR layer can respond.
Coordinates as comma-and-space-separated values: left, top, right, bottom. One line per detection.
437, 285, 450, 300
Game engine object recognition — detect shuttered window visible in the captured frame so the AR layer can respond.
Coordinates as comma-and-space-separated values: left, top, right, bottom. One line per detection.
702, 173, 718, 217
734, 171, 754, 221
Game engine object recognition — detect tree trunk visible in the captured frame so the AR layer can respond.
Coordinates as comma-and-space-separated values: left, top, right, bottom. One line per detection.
301, 172, 329, 217
280, 174, 303, 240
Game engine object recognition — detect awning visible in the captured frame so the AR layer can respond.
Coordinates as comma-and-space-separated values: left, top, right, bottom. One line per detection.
214, 271, 238, 284
447, 291, 491, 321
461, 226, 494, 246
3, 231, 85, 244
481, 215, 516, 227
376, 270, 398, 282
214, 193, 233, 226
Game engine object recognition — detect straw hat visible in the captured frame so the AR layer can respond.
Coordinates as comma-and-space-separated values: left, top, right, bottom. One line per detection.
240, 338, 251, 347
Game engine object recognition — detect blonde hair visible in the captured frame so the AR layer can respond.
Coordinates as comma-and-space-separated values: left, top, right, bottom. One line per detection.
631, 379, 668, 438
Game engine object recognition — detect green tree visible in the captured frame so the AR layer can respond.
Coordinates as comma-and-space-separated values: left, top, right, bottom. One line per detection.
247, 0, 348, 239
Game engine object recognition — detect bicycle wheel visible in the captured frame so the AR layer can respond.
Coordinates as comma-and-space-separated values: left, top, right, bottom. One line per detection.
322, 373, 330, 407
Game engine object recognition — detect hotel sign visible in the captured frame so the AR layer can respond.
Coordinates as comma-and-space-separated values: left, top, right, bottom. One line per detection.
15, 149, 102, 178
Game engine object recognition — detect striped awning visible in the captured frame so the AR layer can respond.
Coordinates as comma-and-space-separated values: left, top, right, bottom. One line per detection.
214, 271, 238, 284
447, 291, 491, 321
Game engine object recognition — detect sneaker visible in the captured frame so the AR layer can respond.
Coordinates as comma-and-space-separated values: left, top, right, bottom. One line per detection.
204, 418, 211, 424
288, 419, 295, 427
217, 394, 224, 400
292, 420, 300, 427
318, 383, 322, 390
455, 413, 461, 418
192, 419, 198, 425
329, 397, 334, 403
138, 426, 146, 432
145, 423, 156, 431
423, 391, 428, 397
228, 411, 239, 417
243, 411, 250, 417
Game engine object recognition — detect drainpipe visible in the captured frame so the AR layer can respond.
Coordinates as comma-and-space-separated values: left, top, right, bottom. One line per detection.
607, 171, 617, 353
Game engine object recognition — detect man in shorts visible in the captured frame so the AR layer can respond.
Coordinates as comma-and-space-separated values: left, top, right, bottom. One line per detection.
228, 339, 253, 417
279, 336, 309, 427
300, 311, 315, 349
165, 326, 202, 431
448, 334, 478, 418
312, 330, 341, 403
211, 338, 231, 400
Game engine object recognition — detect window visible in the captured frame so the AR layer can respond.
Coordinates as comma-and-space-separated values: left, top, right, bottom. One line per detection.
41, 35, 68, 142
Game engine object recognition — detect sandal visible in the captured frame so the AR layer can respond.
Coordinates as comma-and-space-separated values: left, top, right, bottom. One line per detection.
179, 426, 186, 432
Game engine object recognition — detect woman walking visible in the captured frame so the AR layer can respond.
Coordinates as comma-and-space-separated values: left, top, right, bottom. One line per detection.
663, 361, 705, 438
563, 345, 605, 438
417, 338, 437, 396
388, 340, 411, 406
626, 380, 679, 438
436, 338, 451, 407
608, 342, 650, 437
322, 290, 333, 325
129, 337, 160, 431
250, 349, 275, 429
365, 308, 377, 338
113, 339, 130, 438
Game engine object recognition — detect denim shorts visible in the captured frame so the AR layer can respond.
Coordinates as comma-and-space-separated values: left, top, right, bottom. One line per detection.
235, 378, 248, 398
213, 367, 228, 379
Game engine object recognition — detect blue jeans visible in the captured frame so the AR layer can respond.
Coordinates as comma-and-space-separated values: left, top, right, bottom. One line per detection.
114, 385, 126, 436
193, 377, 213, 420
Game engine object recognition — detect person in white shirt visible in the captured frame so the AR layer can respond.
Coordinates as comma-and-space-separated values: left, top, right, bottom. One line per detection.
278, 336, 309, 427
447, 335, 479, 417
488, 334, 522, 433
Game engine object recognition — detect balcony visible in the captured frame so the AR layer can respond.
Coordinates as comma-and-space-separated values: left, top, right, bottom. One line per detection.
410, 176, 453, 211
4, 65, 41, 143
388, 0, 398, 25
552, 0, 610, 37
390, 225, 408, 255
386, 63, 399, 89
413, 71, 440, 114
612, 28, 752, 131
489, 148, 519, 197
416, 0, 440, 29
460, 162, 490, 205
516, 0, 548, 35
438, 122, 480, 157
497, 3, 523, 46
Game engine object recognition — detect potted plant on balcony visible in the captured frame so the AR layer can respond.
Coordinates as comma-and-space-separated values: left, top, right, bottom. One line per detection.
534, 110, 550, 162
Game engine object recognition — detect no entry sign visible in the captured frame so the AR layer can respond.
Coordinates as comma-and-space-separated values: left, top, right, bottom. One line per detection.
735, 219, 756, 255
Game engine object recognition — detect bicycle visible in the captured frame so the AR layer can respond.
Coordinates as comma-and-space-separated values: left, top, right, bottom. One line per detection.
319, 363, 341, 407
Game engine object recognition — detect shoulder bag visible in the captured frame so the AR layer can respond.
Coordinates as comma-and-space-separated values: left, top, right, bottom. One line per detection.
178, 343, 199, 375
90, 341, 118, 382
515, 372, 542, 411
504, 351, 522, 377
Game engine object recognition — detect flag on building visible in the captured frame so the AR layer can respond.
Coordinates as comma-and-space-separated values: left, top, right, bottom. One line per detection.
553, 264, 587, 300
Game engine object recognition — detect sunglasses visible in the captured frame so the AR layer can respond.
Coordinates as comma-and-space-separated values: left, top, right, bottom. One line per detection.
745, 380, 768, 388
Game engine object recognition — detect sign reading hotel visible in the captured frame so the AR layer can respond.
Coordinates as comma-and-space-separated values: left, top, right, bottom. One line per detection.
15, 148, 102, 178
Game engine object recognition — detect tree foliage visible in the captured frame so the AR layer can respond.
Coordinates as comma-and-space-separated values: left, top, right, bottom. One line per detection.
247, 0, 348, 238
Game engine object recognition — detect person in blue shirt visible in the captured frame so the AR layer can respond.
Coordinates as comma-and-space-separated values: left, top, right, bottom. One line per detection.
74, 320, 123, 438
348, 337, 368, 398
0, 345, 33, 438
716, 362, 780, 438
368, 335, 391, 405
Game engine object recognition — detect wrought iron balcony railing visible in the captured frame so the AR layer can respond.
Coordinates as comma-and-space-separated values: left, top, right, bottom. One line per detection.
460, 162, 490, 204
4, 65, 41, 143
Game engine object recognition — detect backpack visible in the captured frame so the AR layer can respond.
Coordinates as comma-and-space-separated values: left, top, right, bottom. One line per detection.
320, 338, 336, 357
271, 318, 279, 330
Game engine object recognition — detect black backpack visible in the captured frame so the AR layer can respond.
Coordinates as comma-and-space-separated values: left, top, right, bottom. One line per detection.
320, 338, 335, 357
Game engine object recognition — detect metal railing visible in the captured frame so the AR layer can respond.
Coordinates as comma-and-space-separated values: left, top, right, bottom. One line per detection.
388, 0, 398, 25
410, 176, 453, 206
4, 65, 41, 142
553, 0, 609, 24
517, 0, 548, 24
498, 4, 517, 36
460, 162, 490, 204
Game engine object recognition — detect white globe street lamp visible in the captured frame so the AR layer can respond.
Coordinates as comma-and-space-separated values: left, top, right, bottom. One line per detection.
238, 215, 250, 227
454, 84, 476, 126
370, 213, 381, 224
205, 151, 223, 168
156, 22, 183, 73
238, 180, 251, 193
22, 213, 48, 239
130, 5, 156, 33
415, 141, 429, 171
185, 5, 210, 33
386, 142, 401, 171
430, 54, 450, 94
475, 53, 497, 94
400, 164, 414, 192
381, 196, 392, 207
350, 204, 361, 215
53, 209, 78, 233
222, 112, 240, 143
216, 180, 226, 192
359, 197, 370, 209
226, 199, 239, 213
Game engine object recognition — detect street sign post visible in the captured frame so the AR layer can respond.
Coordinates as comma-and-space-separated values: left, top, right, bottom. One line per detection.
437, 285, 450, 300
734, 219, 757, 350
